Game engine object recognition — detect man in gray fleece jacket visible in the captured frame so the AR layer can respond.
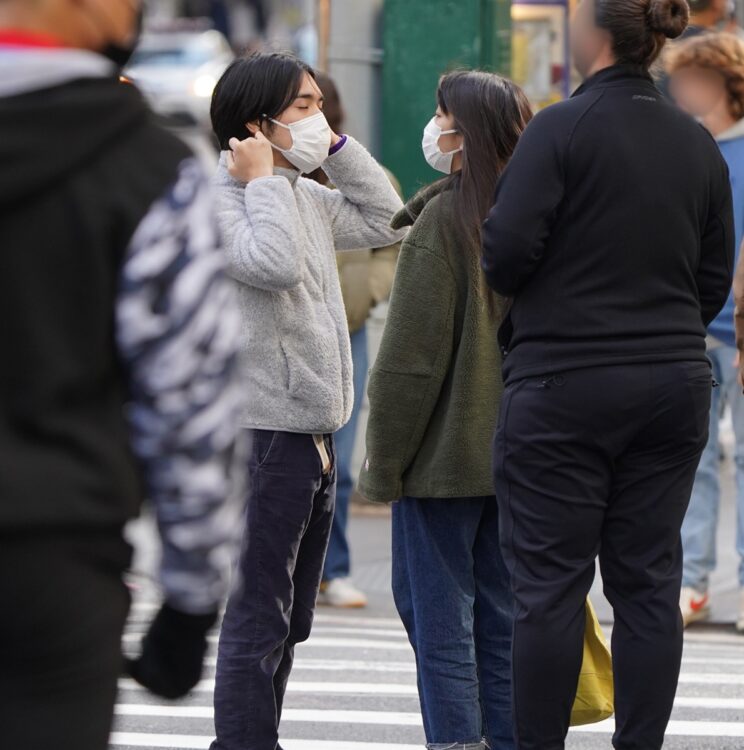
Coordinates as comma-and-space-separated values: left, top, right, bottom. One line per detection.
208, 53, 405, 750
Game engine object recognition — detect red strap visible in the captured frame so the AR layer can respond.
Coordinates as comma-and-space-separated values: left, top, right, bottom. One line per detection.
0, 29, 66, 49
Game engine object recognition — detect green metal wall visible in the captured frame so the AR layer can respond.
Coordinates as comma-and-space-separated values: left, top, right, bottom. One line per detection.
382, 0, 512, 198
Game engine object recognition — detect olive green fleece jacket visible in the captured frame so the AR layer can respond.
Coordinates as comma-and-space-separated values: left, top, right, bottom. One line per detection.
358, 184, 506, 504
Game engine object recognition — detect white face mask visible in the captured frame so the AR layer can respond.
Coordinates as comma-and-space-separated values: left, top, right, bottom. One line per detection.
422, 117, 462, 174
267, 111, 333, 174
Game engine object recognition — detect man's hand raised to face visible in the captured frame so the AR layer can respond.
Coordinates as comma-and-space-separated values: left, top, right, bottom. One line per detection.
227, 131, 275, 183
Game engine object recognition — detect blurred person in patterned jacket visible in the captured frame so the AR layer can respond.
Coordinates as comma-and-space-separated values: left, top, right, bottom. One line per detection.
0, 1, 246, 749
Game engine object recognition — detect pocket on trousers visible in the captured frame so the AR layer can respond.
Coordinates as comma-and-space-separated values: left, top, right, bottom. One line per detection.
253, 429, 279, 468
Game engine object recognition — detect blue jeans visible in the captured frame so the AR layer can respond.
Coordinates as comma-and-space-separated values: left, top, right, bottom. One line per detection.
211, 430, 336, 750
323, 325, 368, 582
392, 497, 515, 750
682, 343, 744, 591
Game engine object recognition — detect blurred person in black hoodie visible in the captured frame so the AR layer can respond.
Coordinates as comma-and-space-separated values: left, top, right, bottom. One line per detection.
0, 1, 246, 749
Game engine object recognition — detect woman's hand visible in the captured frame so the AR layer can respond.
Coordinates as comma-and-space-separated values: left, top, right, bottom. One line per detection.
227, 132, 274, 183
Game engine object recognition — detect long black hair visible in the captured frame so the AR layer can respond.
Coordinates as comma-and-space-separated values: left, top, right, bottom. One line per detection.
428, 71, 532, 307
211, 52, 315, 150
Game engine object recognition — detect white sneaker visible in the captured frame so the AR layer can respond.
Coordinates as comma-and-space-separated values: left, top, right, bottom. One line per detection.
736, 590, 744, 633
318, 577, 368, 609
680, 586, 711, 627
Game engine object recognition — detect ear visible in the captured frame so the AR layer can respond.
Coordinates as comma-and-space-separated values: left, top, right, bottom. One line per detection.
245, 120, 262, 137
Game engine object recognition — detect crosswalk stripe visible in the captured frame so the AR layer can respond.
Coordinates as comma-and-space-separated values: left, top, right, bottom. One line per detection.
201, 657, 415, 671
109, 720, 744, 746
126, 606, 408, 631
674, 696, 744, 709
678, 672, 744, 685
681, 633, 744, 646
681, 656, 744, 666
115, 705, 423, 725
118, 679, 419, 696
122, 634, 412, 650
114, 695, 744, 722
119, 670, 744, 692
196, 655, 743, 675
299, 626, 409, 638
313, 614, 405, 628
572, 719, 744, 737
110, 734, 422, 749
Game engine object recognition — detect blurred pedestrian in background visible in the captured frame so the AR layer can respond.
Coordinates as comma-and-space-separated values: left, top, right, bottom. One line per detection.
656, 0, 731, 94
482, 0, 734, 747
0, 1, 246, 749
359, 70, 532, 750
687, 0, 730, 35
668, 32, 744, 631
307, 72, 402, 609
208, 52, 405, 750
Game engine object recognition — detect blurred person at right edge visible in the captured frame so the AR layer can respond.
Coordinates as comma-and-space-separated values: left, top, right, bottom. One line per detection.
655, 0, 732, 95
308, 72, 402, 609
668, 33, 744, 631
482, 1, 734, 749
0, 1, 245, 749
359, 71, 532, 750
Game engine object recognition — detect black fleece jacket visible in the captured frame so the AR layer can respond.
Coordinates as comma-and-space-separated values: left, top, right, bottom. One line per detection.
482, 65, 735, 384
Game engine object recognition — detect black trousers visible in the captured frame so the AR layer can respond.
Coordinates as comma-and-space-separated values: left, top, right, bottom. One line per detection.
494, 362, 712, 750
212, 430, 336, 750
0, 530, 131, 750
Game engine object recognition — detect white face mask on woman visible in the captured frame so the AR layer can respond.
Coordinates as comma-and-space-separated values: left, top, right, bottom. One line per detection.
267, 111, 333, 174
422, 117, 462, 174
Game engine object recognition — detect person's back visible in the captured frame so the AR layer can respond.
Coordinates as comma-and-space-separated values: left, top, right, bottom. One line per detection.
482, 1, 735, 748
485, 65, 732, 382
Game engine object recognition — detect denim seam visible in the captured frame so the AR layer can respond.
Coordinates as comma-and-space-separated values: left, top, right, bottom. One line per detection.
248, 461, 266, 660
498, 381, 522, 748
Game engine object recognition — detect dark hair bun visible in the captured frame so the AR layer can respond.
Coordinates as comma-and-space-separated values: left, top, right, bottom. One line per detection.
649, 0, 690, 39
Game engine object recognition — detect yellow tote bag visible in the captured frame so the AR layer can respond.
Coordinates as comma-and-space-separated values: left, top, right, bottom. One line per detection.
571, 598, 614, 726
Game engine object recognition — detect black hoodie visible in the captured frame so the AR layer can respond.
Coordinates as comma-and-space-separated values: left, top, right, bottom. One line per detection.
482, 65, 735, 384
0, 76, 189, 531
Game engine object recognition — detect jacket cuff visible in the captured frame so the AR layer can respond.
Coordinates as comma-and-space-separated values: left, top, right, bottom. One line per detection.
328, 134, 348, 156
357, 454, 404, 504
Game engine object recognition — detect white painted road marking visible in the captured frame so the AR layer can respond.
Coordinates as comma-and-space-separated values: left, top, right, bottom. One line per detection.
118, 679, 419, 696
110, 735, 423, 749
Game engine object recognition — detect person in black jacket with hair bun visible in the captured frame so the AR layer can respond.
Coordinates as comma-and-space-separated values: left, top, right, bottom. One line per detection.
482, 1, 735, 748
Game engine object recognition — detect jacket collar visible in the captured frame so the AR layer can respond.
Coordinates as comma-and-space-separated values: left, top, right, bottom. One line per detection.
572, 64, 655, 98
392, 180, 449, 230
215, 154, 301, 188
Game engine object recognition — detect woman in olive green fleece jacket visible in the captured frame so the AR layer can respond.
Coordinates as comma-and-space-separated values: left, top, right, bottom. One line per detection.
358, 71, 532, 750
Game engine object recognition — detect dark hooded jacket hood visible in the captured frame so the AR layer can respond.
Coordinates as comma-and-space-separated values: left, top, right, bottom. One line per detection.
0, 76, 151, 206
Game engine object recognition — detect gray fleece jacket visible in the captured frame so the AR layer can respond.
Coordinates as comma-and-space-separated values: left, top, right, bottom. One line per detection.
213, 136, 406, 434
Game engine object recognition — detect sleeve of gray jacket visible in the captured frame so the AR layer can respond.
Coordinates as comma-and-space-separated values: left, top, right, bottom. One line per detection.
215, 171, 307, 291
116, 158, 247, 615
310, 136, 407, 251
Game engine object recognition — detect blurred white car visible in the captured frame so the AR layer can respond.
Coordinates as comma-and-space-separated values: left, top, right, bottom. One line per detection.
125, 29, 234, 129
